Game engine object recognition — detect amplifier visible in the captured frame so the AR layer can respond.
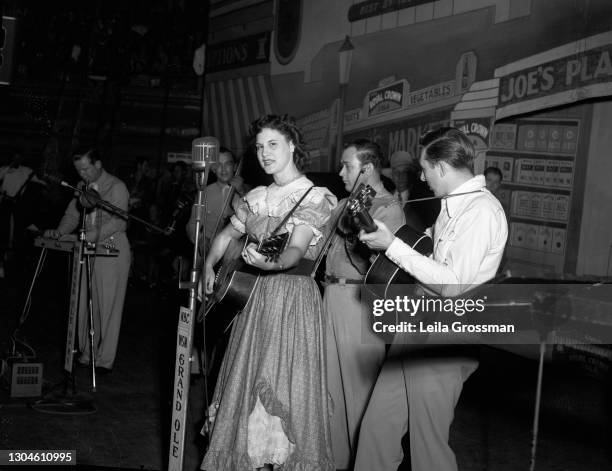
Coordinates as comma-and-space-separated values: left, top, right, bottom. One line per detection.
10, 361, 43, 398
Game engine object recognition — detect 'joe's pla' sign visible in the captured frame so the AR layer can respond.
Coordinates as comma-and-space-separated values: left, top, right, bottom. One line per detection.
496, 32, 612, 120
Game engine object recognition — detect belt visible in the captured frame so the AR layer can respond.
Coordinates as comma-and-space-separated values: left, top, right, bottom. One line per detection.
281, 259, 315, 277
324, 275, 363, 285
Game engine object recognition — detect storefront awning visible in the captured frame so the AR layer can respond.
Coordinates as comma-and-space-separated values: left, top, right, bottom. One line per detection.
204, 74, 275, 152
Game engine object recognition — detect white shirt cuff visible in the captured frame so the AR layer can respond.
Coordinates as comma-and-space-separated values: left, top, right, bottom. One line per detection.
385, 236, 414, 268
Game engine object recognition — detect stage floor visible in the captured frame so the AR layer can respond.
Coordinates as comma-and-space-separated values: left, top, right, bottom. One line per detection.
1, 254, 610, 471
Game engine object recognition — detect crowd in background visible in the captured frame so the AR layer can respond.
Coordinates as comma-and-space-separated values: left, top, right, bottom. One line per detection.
126, 158, 196, 289
6, 0, 206, 87
0, 135, 494, 292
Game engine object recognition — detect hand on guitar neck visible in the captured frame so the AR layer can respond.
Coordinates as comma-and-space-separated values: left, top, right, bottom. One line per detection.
358, 219, 397, 252
203, 232, 289, 295
228, 175, 246, 196
342, 183, 378, 235
346, 183, 432, 256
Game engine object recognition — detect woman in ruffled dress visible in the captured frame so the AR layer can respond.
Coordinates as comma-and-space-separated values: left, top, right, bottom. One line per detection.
201, 114, 337, 471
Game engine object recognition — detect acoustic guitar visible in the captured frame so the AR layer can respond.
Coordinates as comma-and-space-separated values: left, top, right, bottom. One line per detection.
201, 185, 315, 333
345, 185, 434, 326
201, 232, 289, 334
344, 185, 433, 285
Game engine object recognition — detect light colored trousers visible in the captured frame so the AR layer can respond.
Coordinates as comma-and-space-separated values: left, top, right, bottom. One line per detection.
324, 284, 387, 470
78, 233, 130, 369
354, 343, 478, 471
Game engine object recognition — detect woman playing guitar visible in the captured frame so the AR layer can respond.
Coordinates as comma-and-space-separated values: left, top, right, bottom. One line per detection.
200, 114, 337, 471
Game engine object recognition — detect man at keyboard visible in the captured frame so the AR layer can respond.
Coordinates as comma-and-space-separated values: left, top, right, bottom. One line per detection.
44, 148, 130, 374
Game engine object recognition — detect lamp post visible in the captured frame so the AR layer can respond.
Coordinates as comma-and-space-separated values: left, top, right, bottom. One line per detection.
334, 35, 354, 171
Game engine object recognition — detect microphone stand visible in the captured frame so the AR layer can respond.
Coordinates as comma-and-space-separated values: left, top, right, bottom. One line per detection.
168, 165, 212, 471
58, 181, 167, 234
32, 204, 97, 414
83, 204, 97, 392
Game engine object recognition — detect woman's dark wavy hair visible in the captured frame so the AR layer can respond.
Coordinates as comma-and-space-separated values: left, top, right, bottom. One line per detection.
250, 114, 308, 171
419, 127, 475, 173
347, 138, 383, 170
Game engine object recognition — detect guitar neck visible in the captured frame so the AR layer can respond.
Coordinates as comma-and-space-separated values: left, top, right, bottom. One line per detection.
354, 210, 377, 233
346, 183, 378, 234
212, 158, 245, 239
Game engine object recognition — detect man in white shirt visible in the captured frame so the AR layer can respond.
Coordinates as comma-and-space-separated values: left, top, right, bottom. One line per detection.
44, 149, 130, 373
0, 153, 33, 200
355, 128, 508, 471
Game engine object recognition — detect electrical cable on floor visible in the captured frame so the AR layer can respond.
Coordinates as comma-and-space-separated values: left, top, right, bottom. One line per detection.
8, 248, 47, 361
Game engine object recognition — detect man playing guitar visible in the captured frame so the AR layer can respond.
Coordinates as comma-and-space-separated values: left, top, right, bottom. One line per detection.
356, 128, 508, 471
324, 139, 405, 469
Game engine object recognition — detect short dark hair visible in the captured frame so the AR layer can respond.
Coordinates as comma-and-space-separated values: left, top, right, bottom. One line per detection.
73, 148, 103, 166
250, 114, 307, 170
219, 146, 235, 161
419, 127, 475, 173
346, 138, 383, 170
484, 166, 503, 180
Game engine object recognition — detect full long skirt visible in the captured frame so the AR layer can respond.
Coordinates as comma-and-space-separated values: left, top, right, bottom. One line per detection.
201, 273, 334, 471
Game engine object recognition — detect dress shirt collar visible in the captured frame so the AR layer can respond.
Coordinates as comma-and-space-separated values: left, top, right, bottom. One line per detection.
90, 169, 110, 190
442, 174, 486, 218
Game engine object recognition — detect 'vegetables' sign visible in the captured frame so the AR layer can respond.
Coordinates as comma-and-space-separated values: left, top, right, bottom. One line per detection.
407, 81, 455, 108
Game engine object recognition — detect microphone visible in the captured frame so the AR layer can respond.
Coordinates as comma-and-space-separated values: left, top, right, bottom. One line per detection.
79, 184, 101, 209
42, 173, 100, 207
42, 173, 70, 188
191, 136, 219, 172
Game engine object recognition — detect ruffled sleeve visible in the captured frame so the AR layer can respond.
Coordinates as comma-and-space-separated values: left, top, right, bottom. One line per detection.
230, 186, 267, 234
287, 187, 337, 245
